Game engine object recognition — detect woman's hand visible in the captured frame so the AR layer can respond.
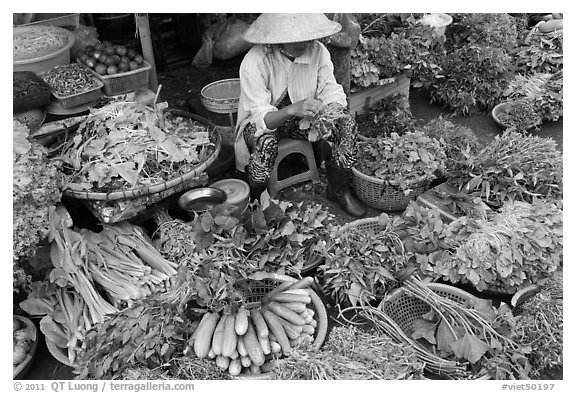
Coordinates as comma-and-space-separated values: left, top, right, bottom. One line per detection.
288, 98, 323, 118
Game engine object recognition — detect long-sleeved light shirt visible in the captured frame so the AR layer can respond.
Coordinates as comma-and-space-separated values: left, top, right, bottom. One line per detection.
234, 40, 348, 171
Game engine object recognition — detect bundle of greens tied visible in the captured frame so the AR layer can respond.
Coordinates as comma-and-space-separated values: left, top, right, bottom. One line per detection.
19, 207, 178, 364
58, 101, 214, 193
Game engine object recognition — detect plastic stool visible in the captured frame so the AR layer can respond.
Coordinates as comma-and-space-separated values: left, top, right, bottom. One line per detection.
268, 138, 320, 197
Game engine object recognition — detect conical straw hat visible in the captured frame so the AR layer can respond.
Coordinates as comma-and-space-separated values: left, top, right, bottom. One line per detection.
243, 13, 342, 44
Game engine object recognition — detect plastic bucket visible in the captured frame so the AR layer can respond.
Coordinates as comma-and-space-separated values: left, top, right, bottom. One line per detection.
13, 26, 75, 74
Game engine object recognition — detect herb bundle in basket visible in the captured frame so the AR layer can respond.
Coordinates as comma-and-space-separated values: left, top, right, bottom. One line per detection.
58, 101, 214, 194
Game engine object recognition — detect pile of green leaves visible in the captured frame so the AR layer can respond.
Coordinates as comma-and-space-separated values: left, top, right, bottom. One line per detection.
13, 120, 63, 295
428, 45, 515, 115
272, 325, 425, 379
515, 28, 563, 75
516, 272, 563, 377
503, 72, 563, 122
419, 117, 480, 178
75, 296, 196, 379
356, 92, 416, 138
58, 101, 213, 193
496, 99, 542, 131
154, 194, 335, 312
427, 200, 563, 293
426, 14, 518, 115
355, 131, 446, 191
319, 214, 410, 307
453, 130, 563, 208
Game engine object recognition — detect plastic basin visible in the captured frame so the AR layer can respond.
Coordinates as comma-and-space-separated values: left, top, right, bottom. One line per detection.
13, 26, 75, 74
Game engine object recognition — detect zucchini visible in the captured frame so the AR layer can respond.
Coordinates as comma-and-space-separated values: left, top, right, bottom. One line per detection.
193, 312, 220, 358
539, 19, 563, 33
267, 301, 306, 326
243, 322, 265, 366
235, 307, 249, 335
221, 314, 238, 357
262, 309, 291, 354
250, 308, 269, 338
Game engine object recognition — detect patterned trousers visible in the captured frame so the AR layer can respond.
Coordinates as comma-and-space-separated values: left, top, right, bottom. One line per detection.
243, 108, 358, 184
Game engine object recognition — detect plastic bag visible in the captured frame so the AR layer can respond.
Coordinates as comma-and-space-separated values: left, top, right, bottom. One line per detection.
192, 17, 253, 68
71, 25, 99, 59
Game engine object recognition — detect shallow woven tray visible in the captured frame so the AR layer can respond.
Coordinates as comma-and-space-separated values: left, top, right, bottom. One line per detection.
201, 78, 241, 114
63, 110, 221, 201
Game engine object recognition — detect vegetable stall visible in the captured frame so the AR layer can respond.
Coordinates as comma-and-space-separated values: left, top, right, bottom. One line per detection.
13, 13, 562, 382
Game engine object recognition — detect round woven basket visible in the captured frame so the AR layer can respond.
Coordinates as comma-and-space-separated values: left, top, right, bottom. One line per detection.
14, 108, 46, 132
230, 272, 328, 379
13, 315, 40, 379
63, 110, 221, 201
351, 168, 430, 212
201, 78, 241, 114
382, 283, 480, 335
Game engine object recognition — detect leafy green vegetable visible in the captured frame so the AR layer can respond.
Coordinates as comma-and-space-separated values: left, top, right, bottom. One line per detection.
356, 92, 416, 138
58, 102, 213, 193
13, 120, 63, 295
355, 131, 446, 191
453, 130, 563, 208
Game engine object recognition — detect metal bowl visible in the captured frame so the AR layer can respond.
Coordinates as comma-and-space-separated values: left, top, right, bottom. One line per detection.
178, 187, 227, 215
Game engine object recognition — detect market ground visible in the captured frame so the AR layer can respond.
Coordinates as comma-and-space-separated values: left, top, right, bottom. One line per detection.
23, 56, 563, 380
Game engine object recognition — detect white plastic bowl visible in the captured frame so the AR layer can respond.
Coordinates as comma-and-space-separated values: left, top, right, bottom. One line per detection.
13, 26, 75, 74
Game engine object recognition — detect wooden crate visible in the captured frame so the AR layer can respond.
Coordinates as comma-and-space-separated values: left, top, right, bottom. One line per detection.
348, 72, 410, 116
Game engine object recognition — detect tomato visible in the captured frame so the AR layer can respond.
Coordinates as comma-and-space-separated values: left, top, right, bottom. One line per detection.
115, 45, 128, 57
85, 45, 96, 53
79, 53, 89, 63
120, 56, 130, 63
102, 40, 114, 48
95, 63, 108, 75
107, 65, 119, 75
134, 54, 144, 65
94, 42, 105, 52
92, 50, 103, 60
129, 61, 139, 71
118, 61, 130, 72
104, 46, 116, 56
104, 57, 117, 66
127, 48, 136, 59
98, 54, 109, 64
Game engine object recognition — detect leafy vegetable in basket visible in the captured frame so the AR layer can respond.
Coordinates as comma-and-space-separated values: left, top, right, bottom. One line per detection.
355, 131, 446, 192
58, 101, 214, 193
504, 72, 563, 122
319, 214, 412, 307
495, 99, 542, 131
515, 27, 563, 75
356, 93, 416, 138
13, 120, 63, 296
453, 130, 562, 207
363, 276, 532, 379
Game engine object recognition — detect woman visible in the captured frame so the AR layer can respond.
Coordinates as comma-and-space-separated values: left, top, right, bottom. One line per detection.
234, 13, 366, 218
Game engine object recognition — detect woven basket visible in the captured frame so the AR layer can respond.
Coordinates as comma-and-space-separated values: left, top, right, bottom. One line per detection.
63, 110, 221, 201
13, 315, 39, 379
86, 60, 151, 96
14, 108, 46, 132
201, 78, 241, 114
382, 283, 480, 335
231, 272, 328, 379
352, 167, 430, 212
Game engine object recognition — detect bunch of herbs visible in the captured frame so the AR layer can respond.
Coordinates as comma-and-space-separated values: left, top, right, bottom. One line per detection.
318, 214, 409, 307
75, 296, 196, 379
453, 130, 563, 208
515, 28, 563, 75
503, 72, 563, 122
356, 92, 416, 138
516, 272, 563, 377
355, 131, 446, 191
419, 117, 480, 179
428, 200, 562, 293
